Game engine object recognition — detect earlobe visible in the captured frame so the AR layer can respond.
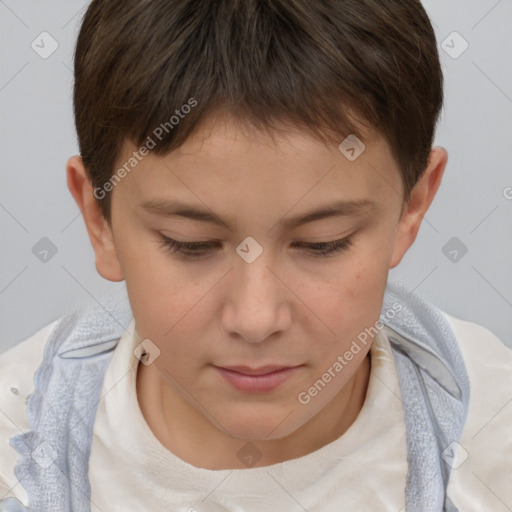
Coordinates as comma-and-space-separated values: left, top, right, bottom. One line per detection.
389, 147, 448, 269
66, 156, 124, 282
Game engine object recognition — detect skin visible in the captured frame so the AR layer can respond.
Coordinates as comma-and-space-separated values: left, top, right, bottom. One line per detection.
66, 112, 447, 470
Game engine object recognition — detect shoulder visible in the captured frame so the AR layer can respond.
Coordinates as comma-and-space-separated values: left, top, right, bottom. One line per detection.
442, 311, 512, 363
0, 319, 60, 503
441, 312, 512, 510
442, 311, 512, 403
441, 311, 512, 430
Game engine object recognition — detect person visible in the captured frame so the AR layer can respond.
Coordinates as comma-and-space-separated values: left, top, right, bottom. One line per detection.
1, 0, 511, 511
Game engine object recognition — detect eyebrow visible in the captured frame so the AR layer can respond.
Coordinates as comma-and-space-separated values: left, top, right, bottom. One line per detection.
139, 198, 377, 230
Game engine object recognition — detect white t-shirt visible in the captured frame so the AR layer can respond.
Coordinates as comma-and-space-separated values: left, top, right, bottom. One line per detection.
1, 312, 511, 511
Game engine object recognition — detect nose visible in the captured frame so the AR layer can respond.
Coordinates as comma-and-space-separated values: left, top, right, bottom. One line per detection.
220, 250, 292, 343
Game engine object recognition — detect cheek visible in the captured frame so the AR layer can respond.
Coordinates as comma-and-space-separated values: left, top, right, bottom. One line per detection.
342, 264, 389, 338
119, 240, 219, 367
306, 256, 385, 324
299, 252, 389, 362
115, 236, 186, 340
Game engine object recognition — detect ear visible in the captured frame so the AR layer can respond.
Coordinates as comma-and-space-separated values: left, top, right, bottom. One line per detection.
66, 155, 124, 281
389, 147, 448, 269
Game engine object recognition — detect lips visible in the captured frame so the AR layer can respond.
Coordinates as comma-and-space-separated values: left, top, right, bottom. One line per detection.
217, 365, 297, 376
213, 364, 303, 393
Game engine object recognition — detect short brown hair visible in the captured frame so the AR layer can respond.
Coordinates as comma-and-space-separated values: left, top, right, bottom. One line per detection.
73, 0, 443, 223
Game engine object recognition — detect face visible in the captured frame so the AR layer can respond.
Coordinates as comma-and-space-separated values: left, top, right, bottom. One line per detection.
76, 114, 438, 441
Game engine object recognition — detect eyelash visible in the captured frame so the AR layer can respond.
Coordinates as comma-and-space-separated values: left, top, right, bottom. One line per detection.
158, 235, 353, 259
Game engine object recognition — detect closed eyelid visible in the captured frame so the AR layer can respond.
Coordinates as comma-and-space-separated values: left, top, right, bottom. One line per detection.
157, 233, 354, 259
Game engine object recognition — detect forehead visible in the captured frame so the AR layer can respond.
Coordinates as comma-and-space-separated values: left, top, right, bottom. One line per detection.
113, 114, 403, 216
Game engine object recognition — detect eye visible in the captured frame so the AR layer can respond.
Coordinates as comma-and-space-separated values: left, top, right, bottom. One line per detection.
158, 235, 221, 258
158, 234, 353, 259
292, 237, 353, 257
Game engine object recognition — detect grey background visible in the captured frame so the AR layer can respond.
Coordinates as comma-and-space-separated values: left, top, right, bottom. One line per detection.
1, 0, 511, 352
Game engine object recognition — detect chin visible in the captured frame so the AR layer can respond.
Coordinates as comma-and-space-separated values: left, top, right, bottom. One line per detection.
219, 409, 304, 441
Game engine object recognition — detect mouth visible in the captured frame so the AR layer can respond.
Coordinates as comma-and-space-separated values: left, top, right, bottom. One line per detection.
216, 364, 299, 376
212, 364, 303, 393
